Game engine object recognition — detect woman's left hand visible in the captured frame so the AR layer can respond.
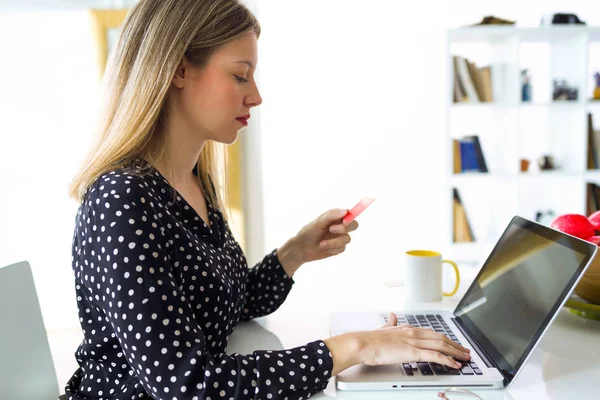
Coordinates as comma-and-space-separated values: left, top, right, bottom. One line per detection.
295, 208, 360, 263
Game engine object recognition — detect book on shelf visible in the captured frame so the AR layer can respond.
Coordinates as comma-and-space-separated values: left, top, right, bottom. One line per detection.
587, 113, 600, 170
453, 187, 475, 242
586, 182, 600, 216
452, 55, 494, 103
453, 135, 488, 173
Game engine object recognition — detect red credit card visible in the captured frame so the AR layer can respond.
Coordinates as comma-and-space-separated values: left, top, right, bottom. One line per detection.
343, 197, 375, 223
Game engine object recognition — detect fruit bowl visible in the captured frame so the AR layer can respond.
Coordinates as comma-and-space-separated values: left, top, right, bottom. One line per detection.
551, 213, 600, 305
565, 294, 600, 321
574, 253, 600, 304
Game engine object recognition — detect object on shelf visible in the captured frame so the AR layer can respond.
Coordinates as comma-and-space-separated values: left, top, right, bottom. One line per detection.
541, 13, 586, 26
520, 158, 530, 172
585, 182, 600, 216
452, 56, 493, 103
521, 69, 532, 102
452, 188, 475, 243
453, 135, 488, 173
469, 15, 515, 26
537, 154, 557, 170
535, 209, 555, 226
593, 72, 600, 101
550, 213, 600, 304
552, 79, 578, 101
587, 113, 600, 170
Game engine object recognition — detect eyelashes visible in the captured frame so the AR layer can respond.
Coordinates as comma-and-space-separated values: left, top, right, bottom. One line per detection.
234, 75, 248, 83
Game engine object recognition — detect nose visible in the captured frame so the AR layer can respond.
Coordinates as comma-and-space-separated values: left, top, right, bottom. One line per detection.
246, 81, 262, 108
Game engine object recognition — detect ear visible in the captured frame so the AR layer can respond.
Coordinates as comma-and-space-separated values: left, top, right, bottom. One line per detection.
171, 58, 188, 89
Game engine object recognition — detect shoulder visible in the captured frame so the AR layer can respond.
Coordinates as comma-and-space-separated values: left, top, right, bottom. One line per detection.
81, 161, 172, 212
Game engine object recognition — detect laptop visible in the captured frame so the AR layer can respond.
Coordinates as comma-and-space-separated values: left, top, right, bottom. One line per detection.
0, 261, 60, 400
330, 215, 597, 391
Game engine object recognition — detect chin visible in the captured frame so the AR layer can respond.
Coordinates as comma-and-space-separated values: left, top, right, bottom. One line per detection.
223, 132, 240, 145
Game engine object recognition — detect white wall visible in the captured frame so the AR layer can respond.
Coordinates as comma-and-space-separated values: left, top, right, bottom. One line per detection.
252, 0, 600, 290
0, 0, 137, 11
2, 1, 600, 330
0, 11, 99, 329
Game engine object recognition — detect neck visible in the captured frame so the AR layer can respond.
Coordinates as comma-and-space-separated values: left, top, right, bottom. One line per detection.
152, 105, 208, 189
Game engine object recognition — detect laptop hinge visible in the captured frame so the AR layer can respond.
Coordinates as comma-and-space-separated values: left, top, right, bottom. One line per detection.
451, 317, 497, 370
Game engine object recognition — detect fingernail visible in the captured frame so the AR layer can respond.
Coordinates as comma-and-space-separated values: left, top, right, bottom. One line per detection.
340, 209, 348, 215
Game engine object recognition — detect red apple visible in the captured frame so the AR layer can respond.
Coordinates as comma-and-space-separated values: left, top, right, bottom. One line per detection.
550, 214, 595, 240
587, 235, 600, 245
588, 210, 600, 231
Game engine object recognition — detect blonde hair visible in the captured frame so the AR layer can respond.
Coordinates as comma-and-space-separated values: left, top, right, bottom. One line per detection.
69, 0, 260, 217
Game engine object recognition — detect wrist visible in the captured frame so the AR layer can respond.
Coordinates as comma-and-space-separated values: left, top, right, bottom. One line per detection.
350, 331, 369, 364
324, 332, 366, 376
276, 236, 305, 277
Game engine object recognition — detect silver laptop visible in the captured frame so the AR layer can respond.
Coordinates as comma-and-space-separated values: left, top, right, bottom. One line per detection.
330, 215, 597, 391
0, 261, 60, 400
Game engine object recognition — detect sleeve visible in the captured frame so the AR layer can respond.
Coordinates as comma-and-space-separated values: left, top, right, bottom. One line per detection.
241, 249, 295, 321
81, 187, 333, 399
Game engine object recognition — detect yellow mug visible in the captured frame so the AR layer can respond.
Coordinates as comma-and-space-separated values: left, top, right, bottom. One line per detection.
404, 250, 461, 302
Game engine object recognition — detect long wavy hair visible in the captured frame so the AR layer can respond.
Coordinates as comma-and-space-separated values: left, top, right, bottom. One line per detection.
68, 0, 260, 217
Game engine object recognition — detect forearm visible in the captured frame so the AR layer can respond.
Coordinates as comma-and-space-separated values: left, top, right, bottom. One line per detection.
277, 236, 305, 277
324, 332, 366, 376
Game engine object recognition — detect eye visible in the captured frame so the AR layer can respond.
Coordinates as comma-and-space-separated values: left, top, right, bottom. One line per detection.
234, 75, 248, 83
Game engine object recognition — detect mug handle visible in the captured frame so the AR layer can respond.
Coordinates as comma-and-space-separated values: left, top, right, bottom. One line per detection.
442, 260, 460, 297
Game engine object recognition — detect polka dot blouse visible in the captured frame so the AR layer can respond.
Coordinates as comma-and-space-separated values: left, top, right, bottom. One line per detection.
65, 159, 333, 400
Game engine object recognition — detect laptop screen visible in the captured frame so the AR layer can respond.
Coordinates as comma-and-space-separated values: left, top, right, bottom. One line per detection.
453, 216, 596, 385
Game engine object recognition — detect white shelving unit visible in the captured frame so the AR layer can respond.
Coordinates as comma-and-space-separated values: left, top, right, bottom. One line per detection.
444, 26, 600, 264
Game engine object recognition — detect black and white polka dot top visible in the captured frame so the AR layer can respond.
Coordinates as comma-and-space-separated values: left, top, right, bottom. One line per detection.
65, 159, 333, 400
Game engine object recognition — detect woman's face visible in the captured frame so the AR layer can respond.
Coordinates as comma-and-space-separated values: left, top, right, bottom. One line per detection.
171, 32, 262, 145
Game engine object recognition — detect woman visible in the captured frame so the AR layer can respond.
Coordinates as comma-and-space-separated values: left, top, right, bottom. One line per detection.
66, 0, 470, 398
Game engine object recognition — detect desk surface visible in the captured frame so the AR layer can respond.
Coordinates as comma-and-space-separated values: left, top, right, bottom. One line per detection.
49, 263, 600, 400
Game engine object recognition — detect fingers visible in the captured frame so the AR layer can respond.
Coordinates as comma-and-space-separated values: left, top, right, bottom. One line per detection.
319, 209, 348, 226
329, 220, 359, 234
324, 245, 346, 255
414, 348, 463, 370
320, 234, 351, 250
406, 338, 471, 361
409, 327, 470, 354
382, 312, 397, 328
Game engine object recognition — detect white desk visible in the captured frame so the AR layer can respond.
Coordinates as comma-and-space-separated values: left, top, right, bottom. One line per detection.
49, 263, 600, 400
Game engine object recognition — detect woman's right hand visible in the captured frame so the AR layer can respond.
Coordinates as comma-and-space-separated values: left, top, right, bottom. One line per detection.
358, 312, 470, 369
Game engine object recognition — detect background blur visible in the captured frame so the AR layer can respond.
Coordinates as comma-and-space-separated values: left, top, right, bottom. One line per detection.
1, 0, 600, 331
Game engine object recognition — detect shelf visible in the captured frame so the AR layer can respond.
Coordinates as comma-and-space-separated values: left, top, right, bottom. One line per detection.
448, 26, 600, 44
447, 26, 598, 264
518, 27, 593, 42
447, 26, 515, 43
586, 170, 600, 179
451, 101, 588, 109
451, 171, 592, 182
451, 172, 512, 180
451, 102, 515, 109
520, 101, 586, 109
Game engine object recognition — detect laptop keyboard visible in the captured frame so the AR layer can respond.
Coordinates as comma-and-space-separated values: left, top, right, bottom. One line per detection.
382, 313, 483, 376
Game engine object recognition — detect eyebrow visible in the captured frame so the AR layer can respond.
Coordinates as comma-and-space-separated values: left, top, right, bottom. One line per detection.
234, 60, 255, 69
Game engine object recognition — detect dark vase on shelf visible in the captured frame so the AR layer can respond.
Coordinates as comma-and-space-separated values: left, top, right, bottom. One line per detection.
538, 155, 556, 171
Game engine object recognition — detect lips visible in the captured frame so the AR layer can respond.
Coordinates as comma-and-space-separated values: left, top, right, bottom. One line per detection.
236, 114, 250, 126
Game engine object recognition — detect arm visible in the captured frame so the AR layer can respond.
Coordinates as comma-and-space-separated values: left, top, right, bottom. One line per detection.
240, 248, 295, 321
82, 188, 334, 399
